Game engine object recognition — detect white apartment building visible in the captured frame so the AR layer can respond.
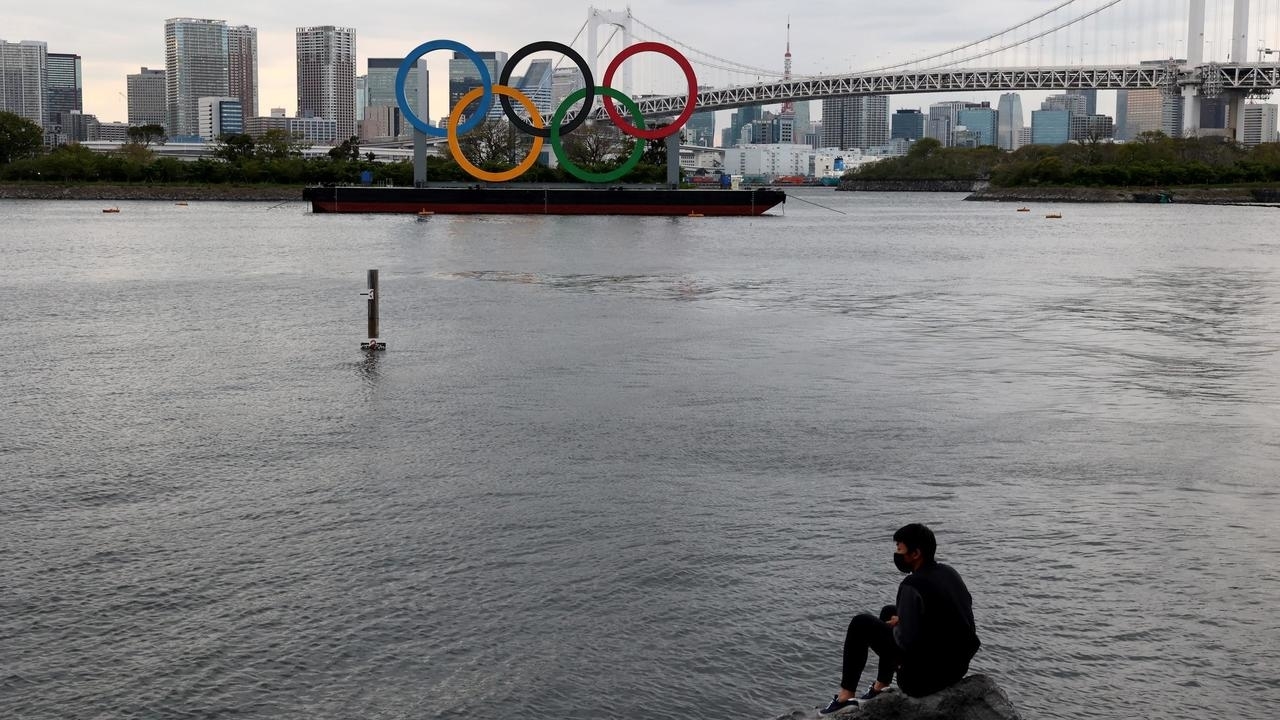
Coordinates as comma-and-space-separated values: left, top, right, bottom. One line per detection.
724, 143, 814, 178
1242, 104, 1279, 146
0, 39, 48, 125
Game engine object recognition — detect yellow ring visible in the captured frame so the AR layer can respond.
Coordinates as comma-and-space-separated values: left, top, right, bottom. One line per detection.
448, 84, 545, 183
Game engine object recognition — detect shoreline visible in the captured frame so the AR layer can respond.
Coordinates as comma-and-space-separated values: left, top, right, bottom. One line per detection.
0, 182, 301, 202
965, 185, 1280, 205
837, 179, 1280, 205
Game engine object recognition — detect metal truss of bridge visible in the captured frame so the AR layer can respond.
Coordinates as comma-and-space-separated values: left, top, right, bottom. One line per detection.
597, 63, 1280, 119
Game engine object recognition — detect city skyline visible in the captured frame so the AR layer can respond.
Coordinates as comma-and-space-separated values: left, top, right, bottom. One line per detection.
6, 1, 1088, 128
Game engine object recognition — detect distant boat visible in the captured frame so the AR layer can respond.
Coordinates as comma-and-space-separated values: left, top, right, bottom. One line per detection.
1016, 207, 1030, 212
102, 207, 120, 213
175, 201, 188, 206
1045, 212, 1062, 219
687, 211, 704, 218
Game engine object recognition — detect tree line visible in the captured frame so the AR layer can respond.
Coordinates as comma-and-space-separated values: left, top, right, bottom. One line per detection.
0, 111, 672, 186
849, 134, 1280, 187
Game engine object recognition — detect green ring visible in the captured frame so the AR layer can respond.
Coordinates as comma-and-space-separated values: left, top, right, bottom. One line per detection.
550, 87, 646, 183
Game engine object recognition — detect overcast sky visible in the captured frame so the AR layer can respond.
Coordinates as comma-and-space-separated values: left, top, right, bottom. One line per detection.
6, 0, 1226, 127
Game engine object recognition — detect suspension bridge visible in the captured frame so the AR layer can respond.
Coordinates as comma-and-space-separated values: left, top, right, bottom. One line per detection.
376, 0, 1280, 154
560, 1, 1280, 140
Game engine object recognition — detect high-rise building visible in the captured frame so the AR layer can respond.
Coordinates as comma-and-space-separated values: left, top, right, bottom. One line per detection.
927, 101, 983, 147
60, 111, 98, 142
355, 75, 367, 121
513, 58, 553, 121
685, 110, 716, 147
1042, 93, 1087, 115
1030, 110, 1070, 145
551, 66, 584, 112
128, 67, 167, 128
297, 26, 356, 141
198, 96, 243, 140
367, 58, 424, 111
165, 18, 229, 140
367, 57, 425, 135
46, 53, 82, 125
1119, 88, 1183, 139
1242, 104, 1279, 145
1069, 114, 1115, 141
891, 109, 925, 141
448, 50, 507, 121
0, 39, 48, 126
1066, 89, 1097, 116
821, 95, 889, 150
996, 93, 1024, 150
793, 101, 811, 136
957, 107, 998, 146
726, 105, 762, 148
1114, 90, 1129, 140
227, 25, 258, 119
1199, 97, 1228, 131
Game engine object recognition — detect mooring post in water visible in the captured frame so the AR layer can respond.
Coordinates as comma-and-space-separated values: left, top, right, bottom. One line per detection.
665, 133, 680, 189
360, 269, 385, 351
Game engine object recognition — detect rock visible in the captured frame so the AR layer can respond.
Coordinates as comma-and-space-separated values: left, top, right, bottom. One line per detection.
775, 675, 1020, 720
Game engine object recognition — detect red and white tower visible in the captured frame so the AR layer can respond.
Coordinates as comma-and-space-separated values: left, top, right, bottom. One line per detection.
780, 18, 795, 117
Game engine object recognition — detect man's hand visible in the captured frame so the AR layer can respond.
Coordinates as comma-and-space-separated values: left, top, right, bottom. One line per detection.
886, 615, 899, 627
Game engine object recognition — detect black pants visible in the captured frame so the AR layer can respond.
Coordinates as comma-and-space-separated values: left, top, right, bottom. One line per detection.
841, 605, 970, 697
840, 605, 900, 692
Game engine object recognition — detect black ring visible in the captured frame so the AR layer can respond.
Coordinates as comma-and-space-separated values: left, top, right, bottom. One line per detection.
498, 41, 594, 138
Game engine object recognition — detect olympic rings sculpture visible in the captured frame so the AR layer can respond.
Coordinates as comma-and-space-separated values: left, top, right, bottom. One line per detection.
394, 39, 698, 183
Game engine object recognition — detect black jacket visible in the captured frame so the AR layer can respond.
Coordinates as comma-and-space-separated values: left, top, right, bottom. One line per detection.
892, 560, 980, 671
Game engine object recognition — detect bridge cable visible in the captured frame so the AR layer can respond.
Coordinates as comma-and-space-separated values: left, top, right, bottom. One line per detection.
916, 0, 1127, 71
629, 13, 781, 76
861, 0, 1087, 72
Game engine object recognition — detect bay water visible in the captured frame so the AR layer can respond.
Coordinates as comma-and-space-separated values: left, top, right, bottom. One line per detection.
3, 192, 1278, 719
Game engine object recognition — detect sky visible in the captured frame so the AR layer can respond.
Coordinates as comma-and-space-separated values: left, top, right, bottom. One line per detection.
5, 0, 1207, 131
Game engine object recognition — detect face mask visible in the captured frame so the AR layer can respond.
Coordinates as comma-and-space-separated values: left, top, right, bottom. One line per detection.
893, 552, 914, 573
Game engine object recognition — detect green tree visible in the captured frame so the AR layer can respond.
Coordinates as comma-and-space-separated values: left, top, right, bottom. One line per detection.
329, 136, 360, 161
215, 133, 256, 161
0, 111, 45, 165
257, 129, 305, 159
455, 119, 525, 168
560, 122, 632, 167
126, 124, 167, 147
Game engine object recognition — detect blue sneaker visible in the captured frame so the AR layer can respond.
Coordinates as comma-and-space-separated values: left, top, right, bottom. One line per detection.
859, 685, 892, 701
817, 694, 859, 716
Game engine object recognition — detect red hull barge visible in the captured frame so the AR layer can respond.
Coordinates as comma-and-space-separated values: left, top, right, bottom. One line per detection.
303, 185, 785, 216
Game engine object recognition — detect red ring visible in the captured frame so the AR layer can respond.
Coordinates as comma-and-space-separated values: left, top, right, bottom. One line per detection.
601, 42, 697, 140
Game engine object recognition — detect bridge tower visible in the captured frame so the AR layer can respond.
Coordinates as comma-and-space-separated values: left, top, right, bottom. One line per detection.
587, 7, 634, 97
1228, 0, 1251, 142
1184, 0, 1252, 141
1183, 0, 1205, 136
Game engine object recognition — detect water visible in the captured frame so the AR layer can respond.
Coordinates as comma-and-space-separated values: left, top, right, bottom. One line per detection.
2, 193, 1278, 720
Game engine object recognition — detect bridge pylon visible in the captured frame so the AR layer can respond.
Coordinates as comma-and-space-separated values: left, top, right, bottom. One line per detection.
1182, 0, 1205, 137
587, 7, 634, 98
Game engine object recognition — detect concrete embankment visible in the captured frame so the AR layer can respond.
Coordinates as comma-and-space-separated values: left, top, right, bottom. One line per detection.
838, 179, 982, 192
0, 183, 301, 202
966, 185, 1280, 205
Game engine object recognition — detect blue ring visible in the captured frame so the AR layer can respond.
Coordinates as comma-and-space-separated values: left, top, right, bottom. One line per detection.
396, 40, 493, 137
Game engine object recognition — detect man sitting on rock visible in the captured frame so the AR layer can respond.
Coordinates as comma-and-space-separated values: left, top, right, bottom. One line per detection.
819, 523, 980, 715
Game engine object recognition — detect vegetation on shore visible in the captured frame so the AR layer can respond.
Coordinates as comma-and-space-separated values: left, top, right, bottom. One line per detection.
848, 134, 1280, 188
0, 111, 672, 188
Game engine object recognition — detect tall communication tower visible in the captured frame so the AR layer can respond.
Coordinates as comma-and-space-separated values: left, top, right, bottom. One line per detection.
780, 18, 795, 117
